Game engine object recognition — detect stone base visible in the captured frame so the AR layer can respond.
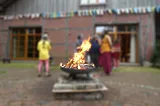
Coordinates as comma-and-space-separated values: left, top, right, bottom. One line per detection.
53, 92, 105, 100
52, 75, 108, 100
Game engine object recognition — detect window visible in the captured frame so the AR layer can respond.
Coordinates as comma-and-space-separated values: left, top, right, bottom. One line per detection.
81, 0, 106, 5
95, 25, 113, 35
11, 27, 41, 60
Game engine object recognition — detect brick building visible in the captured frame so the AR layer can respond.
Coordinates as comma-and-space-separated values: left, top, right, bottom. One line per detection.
0, 0, 160, 65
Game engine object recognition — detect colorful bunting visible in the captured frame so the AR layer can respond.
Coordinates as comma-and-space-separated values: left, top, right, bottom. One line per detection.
31, 14, 35, 19
53, 12, 56, 18
89, 10, 92, 16
78, 10, 81, 16
121, 8, 125, 14
138, 7, 142, 13
1, 6, 160, 20
85, 10, 89, 16
147, 7, 151, 13
112, 9, 116, 14
70, 11, 74, 17
108, 9, 112, 14
104, 9, 108, 14
61, 12, 66, 18
126, 8, 130, 14
50, 13, 54, 18
18, 15, 23, 19
92, 9, 97, 15
42, 13, 46, 18
82, 10, 85, 16
151, 7, 155, 12
130, 8, 134, 14
142, 7, 146, 14
46, 13, 50, 18
96, 9, 100, 15
74, 11, 78, 15
156, 6, 160, 13
117, 9, 121, 15
24, 14, 30, 18
133, 8, 138, 14
99, 9, 104, 15
66, 12, 70, 17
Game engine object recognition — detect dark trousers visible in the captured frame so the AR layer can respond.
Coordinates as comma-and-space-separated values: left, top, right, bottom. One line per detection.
90, 53, 99, 68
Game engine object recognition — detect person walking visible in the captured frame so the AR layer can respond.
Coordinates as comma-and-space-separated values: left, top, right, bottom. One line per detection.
75, 34, 83, 53
112, 39, 121, 69
76, 34, 83, 48
37, 33, 52, 77
89, 36, 100, 68
99, 30, 112, 75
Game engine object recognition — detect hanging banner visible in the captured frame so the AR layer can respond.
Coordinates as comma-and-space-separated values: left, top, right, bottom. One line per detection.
142, 7, 146, 13
126, 8, 130, 14
92, 9, 97, 15
70, 11, 74, 17
138, 7, 142, 13
129, 8, 134, 14
151, 7, 155, 12
89, 10, 92, 16
147, 7, 152, 13
0, 6, 157, 21
121, 8, 125, 14
133, 8, 138, 14
117, 9, 121, 15
78, 10, 81, 16
156, 6, 160, 13
108, 9, 112, 14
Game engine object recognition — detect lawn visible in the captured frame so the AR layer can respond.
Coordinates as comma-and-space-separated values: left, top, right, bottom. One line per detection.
0, 62, 159, 73
114, 66, 160, 73
0, 62, 60, 69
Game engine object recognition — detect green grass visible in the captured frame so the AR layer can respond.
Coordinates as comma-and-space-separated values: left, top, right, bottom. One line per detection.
114, 66, 160, 73
0, 70, 7, 74
0, 62, 36, 68
0, 63, 160, 73
0, 62, 60, 70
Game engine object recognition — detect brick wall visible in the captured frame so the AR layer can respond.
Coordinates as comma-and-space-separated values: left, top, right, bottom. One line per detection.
0, 13, 155, 64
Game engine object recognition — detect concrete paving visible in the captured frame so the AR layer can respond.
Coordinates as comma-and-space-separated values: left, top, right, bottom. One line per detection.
0, 68, 160, 106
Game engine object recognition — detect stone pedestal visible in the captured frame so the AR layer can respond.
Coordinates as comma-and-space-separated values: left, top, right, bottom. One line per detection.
52, 75, 108, 100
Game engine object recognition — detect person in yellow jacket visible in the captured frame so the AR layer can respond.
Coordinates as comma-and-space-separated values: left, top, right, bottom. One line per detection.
37, 33, 52, 77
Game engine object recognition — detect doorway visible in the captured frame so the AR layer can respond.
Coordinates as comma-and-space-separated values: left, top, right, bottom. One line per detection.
10, 27, 41, 60
95, 24, 138, 63
120, 34, 131, 63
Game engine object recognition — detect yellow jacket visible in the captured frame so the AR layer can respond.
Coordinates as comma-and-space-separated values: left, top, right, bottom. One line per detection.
100, 35, 112, 53
37, 40, 51, 60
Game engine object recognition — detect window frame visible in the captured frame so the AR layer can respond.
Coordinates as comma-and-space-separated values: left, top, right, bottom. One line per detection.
10, 27, 41, 60
80, 0, 107, 6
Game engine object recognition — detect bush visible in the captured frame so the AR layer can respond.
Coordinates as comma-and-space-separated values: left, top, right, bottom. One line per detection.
151, 42, 160, 67
151, 51, 160, 66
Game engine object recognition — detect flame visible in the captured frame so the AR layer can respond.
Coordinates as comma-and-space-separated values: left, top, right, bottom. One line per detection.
60, 37, 92, 69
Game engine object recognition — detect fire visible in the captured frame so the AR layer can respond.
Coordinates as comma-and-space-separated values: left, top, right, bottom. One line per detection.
60, 37, 94, 70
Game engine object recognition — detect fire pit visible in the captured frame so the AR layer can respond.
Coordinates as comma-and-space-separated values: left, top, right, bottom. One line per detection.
60, 63, 95, 78
52, 37, 108, 100
60, 37, 95, 78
